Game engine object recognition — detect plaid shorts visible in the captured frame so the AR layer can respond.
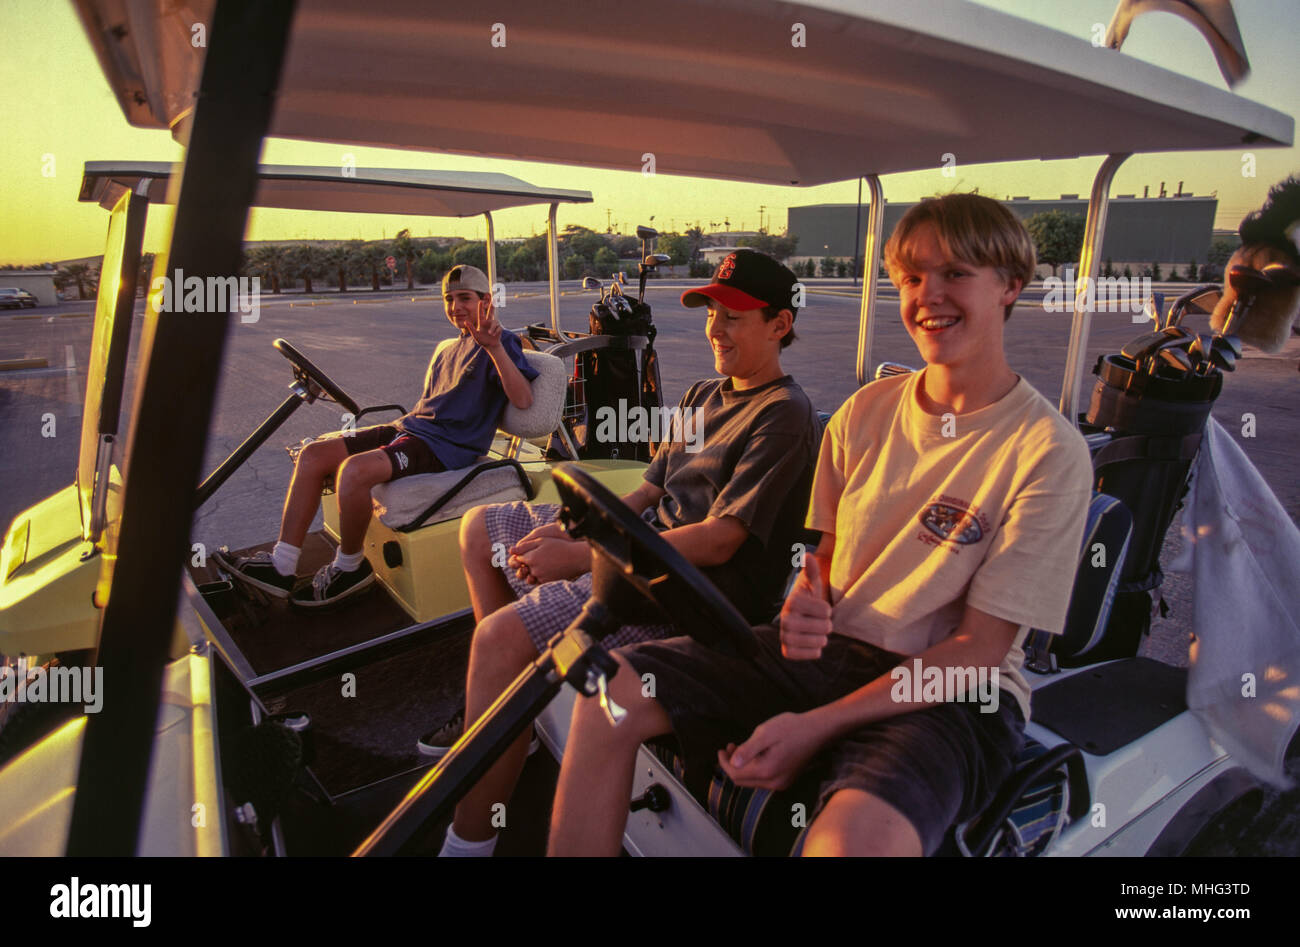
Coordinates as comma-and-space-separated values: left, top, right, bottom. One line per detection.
483, 500, 676, 653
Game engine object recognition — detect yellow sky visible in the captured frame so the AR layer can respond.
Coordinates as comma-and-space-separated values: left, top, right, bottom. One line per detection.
1, 0, 1297, 265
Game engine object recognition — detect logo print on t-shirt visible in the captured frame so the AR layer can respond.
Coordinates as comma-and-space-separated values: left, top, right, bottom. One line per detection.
919, 502, 983, 544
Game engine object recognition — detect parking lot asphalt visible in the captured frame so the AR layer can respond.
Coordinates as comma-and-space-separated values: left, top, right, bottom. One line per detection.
5, 279, 1297, 672
2, 279, 1299, 853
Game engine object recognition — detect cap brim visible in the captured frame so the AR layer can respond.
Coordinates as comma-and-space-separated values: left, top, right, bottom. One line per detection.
680, 284, 770, 310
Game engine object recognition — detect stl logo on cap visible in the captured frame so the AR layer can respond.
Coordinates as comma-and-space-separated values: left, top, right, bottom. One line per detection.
717, 254, 737, 280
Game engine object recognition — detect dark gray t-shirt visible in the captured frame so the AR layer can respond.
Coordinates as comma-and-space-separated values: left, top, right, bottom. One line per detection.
646, 375, 819, 623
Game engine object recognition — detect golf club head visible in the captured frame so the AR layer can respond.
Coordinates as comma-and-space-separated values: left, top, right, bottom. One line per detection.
1121, 329, 1171, 363
582, 276, 602, 291
1141, 293, 1162, 328
635, 225, 659, 241
1217, 333, 1243, 359
1156, 346, 1194, 376
1145, 331, 1195, 376
1209, 337, 1238, 372
1189, 332, 1215, 375
1168, 284, 1223, 328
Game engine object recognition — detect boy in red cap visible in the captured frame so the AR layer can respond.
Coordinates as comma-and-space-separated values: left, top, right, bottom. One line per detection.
432, 248, 820, 857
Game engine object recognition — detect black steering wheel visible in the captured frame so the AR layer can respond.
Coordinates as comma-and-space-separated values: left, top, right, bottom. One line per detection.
273, 338, 361, 417
552, 464, 757, 658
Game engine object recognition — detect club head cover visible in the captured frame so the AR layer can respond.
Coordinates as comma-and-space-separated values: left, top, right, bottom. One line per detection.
1210, 245, 1300, 353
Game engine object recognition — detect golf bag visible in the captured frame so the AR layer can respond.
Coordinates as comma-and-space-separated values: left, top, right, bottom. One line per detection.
574, 296, 661, 462
1075, 354, 1222, 664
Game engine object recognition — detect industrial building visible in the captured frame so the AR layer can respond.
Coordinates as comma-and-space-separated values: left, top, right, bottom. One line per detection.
789, 193, 1220, 273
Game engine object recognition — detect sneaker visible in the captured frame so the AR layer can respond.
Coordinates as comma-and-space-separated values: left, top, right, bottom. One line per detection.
416, 711, 540, 759
213, 548, 298, 599
417, 710, 464, 758
290, 559, 375, 608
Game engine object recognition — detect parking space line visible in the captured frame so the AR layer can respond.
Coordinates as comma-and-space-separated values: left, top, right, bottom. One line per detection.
66, 344, 81, 419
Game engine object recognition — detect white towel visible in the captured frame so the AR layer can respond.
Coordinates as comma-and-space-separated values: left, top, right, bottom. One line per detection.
1169, 417, 1300, 787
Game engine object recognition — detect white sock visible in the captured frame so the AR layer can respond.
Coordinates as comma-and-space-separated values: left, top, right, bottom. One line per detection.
438, 824, 497, 858
332, 547, 366, 572
271, 541, 300, 577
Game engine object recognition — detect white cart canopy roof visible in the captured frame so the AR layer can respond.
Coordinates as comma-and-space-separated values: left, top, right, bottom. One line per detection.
78, 161, 592, 215
76, 0, 1292, 186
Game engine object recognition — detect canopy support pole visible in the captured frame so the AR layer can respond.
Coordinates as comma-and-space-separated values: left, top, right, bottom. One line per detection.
854, 174, 885, 388
483, 211, 497, 292
1060, 152, 1129, 424
547, 202, 561, 335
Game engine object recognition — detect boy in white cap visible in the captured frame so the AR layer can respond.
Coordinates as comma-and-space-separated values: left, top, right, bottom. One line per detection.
216, 265, 538, 607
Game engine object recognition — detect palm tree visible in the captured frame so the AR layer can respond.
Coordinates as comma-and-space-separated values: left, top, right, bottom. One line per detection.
61, 262, 93, 300
288, 244, 324, 294
364, 243, 387, 291
393, 229, 418, 290
323, 244, 350, 292
251, 244, 286, 294
344, 240, 369, 292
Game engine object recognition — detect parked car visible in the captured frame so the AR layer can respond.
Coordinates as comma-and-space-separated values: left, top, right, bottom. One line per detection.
0, 288, 37, 309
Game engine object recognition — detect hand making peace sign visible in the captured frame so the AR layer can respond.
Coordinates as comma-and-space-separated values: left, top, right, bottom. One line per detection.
467, 296, 503, 349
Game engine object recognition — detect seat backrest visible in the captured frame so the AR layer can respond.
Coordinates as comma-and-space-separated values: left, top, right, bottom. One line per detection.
431, 339, 566, 440
502, 349, 567, 438
1024, 492, 1133, 671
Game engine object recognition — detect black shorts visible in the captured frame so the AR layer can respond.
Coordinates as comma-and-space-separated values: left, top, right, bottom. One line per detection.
619, 625, 1024, 855
340, 424, 445, 480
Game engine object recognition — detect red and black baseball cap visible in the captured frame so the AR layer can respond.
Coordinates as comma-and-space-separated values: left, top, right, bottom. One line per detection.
681, 249, 800, 312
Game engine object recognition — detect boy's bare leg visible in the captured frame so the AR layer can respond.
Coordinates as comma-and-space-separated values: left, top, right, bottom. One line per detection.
278, 437, 349, 548
801, 789, 923, 857
334, 450, 394, 556
548, 654, 673, 856
451, 607, 543, 841
459, 505, 516, 623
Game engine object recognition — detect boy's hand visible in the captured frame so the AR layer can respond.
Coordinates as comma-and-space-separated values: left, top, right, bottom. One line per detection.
514, 521, 567, 546
780, 555, 832, 660
467, 298, 503, 350
717, 712, 826, 791
507, 530, 589, 584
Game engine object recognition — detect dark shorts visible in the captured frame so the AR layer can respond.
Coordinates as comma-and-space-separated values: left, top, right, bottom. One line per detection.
619, 626, 1025, 855
341, 424, 445, 480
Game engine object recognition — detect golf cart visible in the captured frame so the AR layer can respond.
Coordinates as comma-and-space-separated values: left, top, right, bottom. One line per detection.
3, 0, 1296, 858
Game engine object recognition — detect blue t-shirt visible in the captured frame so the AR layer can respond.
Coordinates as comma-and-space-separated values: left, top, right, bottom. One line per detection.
394, 330, 540, 469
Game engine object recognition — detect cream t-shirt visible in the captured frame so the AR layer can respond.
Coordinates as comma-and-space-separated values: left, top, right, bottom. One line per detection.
807, 370, 1093, 720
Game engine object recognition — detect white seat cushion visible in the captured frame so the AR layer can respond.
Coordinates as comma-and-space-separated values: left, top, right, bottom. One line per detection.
371, 459, 527, 529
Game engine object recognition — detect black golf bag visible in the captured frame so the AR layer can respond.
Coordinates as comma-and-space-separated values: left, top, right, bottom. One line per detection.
571, 295, 661, 462
1076, 353, 1222, 664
